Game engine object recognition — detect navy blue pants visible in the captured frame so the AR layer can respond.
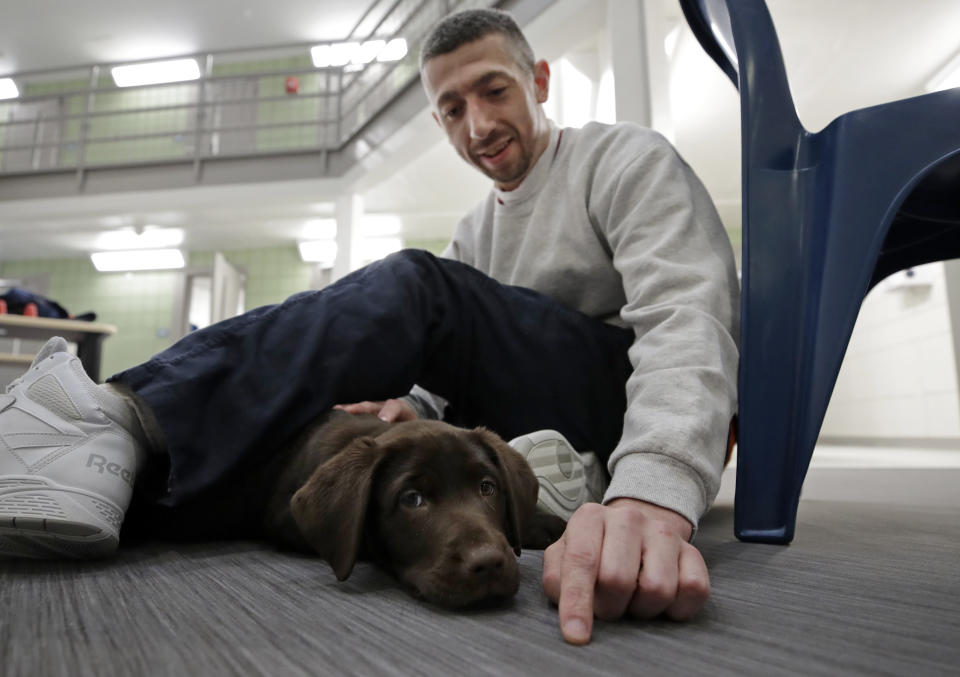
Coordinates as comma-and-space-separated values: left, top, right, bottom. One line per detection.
112, 250, 633, 509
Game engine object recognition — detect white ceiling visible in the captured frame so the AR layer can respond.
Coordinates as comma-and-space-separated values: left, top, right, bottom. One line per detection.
0, 0, 368, 73
1, 0, 960, 262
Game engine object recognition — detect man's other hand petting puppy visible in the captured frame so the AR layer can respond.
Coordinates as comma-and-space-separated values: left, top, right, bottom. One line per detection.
264, 411, 567, 608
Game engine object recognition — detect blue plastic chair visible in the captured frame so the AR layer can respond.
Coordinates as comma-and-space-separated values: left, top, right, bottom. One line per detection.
679, 0, 960, 543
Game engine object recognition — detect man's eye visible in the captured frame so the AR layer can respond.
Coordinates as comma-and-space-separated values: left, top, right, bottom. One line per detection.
399, 490, 424, 508
479, 479, 497, 496
488, 87, 506, 98
443, 105, 462, 120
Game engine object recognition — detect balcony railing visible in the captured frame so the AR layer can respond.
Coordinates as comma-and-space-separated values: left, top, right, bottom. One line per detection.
0, 0, 495, 180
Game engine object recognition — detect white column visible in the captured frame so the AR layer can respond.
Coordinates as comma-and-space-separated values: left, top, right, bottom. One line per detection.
332, 193, 363, 282
605, 0, 674, 140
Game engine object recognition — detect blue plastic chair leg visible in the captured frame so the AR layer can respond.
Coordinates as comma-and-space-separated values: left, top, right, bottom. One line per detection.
734, 108, 960, 544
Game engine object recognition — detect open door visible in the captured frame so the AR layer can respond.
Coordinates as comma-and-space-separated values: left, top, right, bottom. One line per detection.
212, 252, 245, 324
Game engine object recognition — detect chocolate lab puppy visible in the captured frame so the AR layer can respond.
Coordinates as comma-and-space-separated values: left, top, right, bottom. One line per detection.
263, 410, 567, 608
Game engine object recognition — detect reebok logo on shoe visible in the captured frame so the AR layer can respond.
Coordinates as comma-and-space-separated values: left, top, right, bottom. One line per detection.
85, 453, 135, 488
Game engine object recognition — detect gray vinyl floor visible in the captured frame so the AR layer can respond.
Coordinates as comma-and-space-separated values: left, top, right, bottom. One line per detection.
2, 466, 959, 677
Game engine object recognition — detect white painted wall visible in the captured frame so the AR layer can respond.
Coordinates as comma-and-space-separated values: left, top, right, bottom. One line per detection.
821, 262, 960, 442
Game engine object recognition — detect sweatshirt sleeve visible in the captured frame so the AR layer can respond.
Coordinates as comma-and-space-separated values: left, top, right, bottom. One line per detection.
401, 385, 449, 420
588, 127, 740, 530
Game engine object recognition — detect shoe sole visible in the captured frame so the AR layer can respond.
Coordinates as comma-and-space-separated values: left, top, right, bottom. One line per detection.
536, 476, 584, 521
511, 431, 588, 521
0, 476, 122, 559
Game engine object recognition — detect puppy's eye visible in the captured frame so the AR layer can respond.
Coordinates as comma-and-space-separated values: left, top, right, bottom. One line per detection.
479, 479, 497, 496
399, 490, 424, 508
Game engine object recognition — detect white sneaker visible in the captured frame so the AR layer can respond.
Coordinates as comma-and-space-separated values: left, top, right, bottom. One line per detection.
509, 430, 608, 521
0, 337, 145, 558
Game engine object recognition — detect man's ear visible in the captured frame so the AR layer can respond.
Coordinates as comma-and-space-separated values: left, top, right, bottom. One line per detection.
431, 110, 442, 127
470, 427, 539, 555
290, 436, 387, 581
533, 59, 550, 104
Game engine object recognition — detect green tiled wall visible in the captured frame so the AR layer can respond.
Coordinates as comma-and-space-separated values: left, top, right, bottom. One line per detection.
0, 245, 319, 378
405, 239, 449, 256
0, 257, 178, 378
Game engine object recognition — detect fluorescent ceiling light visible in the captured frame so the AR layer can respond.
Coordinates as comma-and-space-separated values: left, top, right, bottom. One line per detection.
0, 77, 19, 100
311, 38, 407, 68
95, 227, 184, 250
311, 42, 358, 68
377, 38, 407, 62
91, 248, 186, 272
927, 50, 960, 92
298, 240, 338, 267
356, 40, 386, 64
111, 58, 201, 87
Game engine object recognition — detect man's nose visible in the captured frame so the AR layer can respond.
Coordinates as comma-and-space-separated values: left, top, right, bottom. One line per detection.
467, 102, 495, 140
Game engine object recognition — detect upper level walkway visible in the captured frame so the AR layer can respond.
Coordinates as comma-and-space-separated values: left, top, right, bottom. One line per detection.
0, 0, 552, 201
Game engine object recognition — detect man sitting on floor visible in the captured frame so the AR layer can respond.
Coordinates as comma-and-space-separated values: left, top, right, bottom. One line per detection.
0, 8, 739, 645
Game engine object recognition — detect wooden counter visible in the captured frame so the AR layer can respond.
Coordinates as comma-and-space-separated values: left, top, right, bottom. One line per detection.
0, 315, 117, 382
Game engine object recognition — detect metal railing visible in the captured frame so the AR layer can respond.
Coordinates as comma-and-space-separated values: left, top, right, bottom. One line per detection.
0, 0, 494, 181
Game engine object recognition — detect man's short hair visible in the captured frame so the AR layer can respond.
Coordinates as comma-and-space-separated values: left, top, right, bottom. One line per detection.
419, 8, 536, 73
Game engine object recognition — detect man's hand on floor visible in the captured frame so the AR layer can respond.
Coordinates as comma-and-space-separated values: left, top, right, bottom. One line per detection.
542, 498, 710, 645
333, 398, 418, 422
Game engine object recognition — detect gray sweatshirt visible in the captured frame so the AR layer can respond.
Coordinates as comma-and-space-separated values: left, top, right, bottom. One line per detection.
409, 121, 739, 528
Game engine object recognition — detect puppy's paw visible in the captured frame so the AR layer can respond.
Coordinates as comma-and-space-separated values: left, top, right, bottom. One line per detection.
521, 510, 568, 549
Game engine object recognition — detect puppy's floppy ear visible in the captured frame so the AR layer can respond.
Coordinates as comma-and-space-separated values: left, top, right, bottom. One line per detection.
290, 436, 387, 581
470, 427, 539, 555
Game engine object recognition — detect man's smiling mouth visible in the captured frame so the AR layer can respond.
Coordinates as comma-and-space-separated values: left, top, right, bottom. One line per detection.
478, 139, 511, 161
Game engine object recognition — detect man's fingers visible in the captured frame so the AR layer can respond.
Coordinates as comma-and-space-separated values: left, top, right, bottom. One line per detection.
544, 501, 710, 645
333, 399, 417, 421
379, 398, 416, 422
627, 526, 681, 619
333, 401, 383, 415
557, 504, 605, 645
542, 537, 564, 603
664, 542, 710, 621
593, 509, 643, 621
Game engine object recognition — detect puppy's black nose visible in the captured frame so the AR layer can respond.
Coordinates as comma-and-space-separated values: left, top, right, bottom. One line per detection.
464, 546, 506, 580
